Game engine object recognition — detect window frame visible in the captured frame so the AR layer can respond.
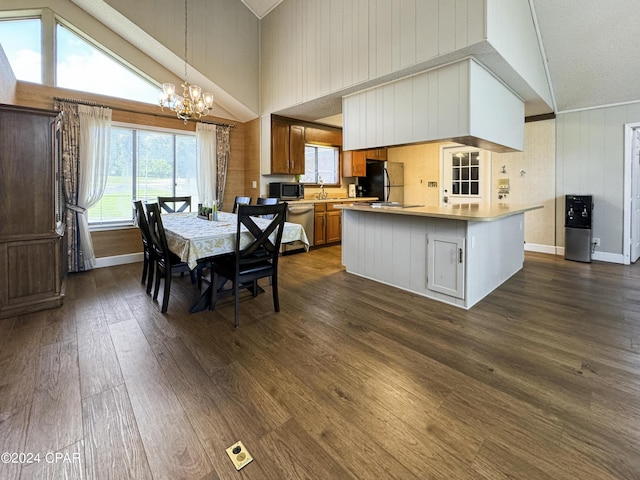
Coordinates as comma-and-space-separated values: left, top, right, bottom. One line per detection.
301, 143, 341, 186
88, 122, 197, 230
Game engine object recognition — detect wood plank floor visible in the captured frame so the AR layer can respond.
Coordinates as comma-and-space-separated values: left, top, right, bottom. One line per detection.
1, 246, 640, 479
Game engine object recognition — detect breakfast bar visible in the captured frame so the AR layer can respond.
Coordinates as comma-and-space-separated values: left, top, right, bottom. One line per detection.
337, 202, 543, 309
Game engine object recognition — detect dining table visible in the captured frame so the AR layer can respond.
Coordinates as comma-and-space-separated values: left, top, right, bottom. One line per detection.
161, 211, 310, 312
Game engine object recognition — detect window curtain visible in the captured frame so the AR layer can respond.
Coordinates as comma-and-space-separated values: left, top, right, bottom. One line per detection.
216, 125, 231, 210
196, 122, 217, 207
54, 100, 82, 273
77, 104, 112, 270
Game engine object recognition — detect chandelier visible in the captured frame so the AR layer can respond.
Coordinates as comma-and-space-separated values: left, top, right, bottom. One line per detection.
158, 0, 214, 123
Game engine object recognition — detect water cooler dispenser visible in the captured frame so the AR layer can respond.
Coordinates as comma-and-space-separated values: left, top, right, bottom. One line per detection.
565, 195, 593, 262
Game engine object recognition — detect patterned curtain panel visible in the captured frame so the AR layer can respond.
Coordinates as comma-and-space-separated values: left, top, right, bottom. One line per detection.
216, 125, 231, 210
54, 100, 83, 273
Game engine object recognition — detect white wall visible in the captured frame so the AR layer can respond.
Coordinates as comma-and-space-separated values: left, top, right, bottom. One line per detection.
555, 103, 640, 260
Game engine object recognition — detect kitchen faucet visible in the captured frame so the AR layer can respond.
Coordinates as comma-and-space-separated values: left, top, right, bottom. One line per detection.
317, 178, 327, 199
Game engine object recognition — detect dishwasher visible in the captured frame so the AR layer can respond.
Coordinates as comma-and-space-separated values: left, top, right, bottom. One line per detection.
284, 203, 314, 253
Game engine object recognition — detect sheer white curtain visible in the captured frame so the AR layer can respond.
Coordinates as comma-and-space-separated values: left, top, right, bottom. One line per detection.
196, 122, 217, 207
77, 104, 112, 270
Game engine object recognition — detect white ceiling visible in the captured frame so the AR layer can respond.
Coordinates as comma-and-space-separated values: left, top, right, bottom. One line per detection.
244, 0, 640, 115
531, 0, 640, 113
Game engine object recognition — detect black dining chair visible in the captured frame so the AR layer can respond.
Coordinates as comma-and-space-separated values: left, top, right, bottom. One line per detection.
133, 200, 155, 294
146, 202, 194, 313
256, 197, 280, 219
232, 196, 252, 213
158, 195, 192, 213
211, 202, 287, 328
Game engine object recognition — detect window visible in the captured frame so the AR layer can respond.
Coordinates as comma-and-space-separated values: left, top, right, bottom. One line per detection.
301, 145, 340, 185
56, 24, 159, 104
88, 125, 197, 226
0, 18, 42, 82
442, 146, 491, 204
451, 150, 480, 195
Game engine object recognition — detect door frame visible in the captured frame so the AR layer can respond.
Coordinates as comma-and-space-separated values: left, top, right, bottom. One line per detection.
623, 122, 640, 265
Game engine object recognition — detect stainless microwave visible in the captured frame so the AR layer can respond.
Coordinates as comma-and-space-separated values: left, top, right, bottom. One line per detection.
269, 182, 304, 200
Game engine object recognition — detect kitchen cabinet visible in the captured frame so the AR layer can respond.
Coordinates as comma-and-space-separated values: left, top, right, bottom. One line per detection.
271, 120, 305, 175
427, 234, 465, 299
0, 104, 65, 318
366, 148, 387, 160
342, 150, 366, 177
313, 202, 343, 246
326, 205, 342, 243
314, 203, 326, 246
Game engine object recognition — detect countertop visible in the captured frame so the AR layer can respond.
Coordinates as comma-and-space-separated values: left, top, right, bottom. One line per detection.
336, 202, 543, 221
287, 197, 378, 205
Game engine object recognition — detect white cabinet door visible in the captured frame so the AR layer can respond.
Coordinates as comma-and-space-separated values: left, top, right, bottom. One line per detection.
427, 234, 465, 299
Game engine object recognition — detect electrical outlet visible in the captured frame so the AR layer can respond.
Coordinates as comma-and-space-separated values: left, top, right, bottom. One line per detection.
593, 237, 600, 246
252, 180, 257, 189
226, 441, 253, 471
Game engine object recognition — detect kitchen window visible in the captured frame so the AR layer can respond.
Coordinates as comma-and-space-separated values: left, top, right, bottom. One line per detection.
88, 124, 197, 227
301, 145, 340, 185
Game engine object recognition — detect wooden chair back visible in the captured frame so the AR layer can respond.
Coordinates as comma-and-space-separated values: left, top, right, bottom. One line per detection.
158, 196, 191, 213
232, 196, 252, 213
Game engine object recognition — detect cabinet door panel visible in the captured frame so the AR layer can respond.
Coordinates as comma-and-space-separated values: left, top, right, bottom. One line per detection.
271, 121, 290, 174
7, 239, 59, 301
0, 112, 54, 236
289, 125, 306, 174
326, 211, 342, 243
427, 234, 465, 299
314, 212, 326, 246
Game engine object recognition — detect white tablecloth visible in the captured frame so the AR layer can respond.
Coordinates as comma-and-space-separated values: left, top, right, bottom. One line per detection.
161, 211, 309, 269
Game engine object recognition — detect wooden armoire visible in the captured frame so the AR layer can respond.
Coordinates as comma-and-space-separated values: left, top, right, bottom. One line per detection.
0, 104, 65, 318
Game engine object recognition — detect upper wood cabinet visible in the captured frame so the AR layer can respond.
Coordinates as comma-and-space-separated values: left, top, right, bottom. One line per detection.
342, 150, 366, 177
271, 119, 305, 175
289, 125, 305, 174
366, 148, 387, 160
305, 127, 342, 146
0, 104, 65, 318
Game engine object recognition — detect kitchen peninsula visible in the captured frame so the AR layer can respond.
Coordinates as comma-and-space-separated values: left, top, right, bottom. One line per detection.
338, 202, 543, 309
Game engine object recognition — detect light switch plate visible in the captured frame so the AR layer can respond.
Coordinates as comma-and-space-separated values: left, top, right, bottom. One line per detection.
226, 441, 253, 470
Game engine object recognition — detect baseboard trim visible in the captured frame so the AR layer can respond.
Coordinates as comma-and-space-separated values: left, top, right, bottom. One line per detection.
94, 252, 143, 269
524, 243, 556, 255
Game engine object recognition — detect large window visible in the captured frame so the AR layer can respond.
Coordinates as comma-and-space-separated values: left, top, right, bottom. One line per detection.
89, 125, 197, 226
0, 14, 160, 102
56, 24, 159, 104
302, 145, 340, 185
0, 18, 41, 82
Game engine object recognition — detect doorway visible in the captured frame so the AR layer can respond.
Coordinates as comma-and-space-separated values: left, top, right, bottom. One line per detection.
441, 145, 491, 205
623, 123, 640, 264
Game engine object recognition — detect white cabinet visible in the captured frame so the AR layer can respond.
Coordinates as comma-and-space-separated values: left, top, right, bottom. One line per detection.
427, 234, 465, 299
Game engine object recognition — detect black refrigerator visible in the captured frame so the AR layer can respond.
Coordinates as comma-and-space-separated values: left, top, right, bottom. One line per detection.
359, 160, 404, 202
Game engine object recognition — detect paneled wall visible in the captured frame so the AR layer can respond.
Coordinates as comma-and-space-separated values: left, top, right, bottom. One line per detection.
261, 0, 486, 113
556, 103, 640, 259
485, 0, 553, 110
343, 59, 524, 152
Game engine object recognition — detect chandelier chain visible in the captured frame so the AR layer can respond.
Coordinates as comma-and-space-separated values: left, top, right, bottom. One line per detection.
184, 0, 188, 82
158, 0, 214, 122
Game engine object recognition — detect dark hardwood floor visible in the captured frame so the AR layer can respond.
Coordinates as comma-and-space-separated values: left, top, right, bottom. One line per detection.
1, 246, 640, 479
